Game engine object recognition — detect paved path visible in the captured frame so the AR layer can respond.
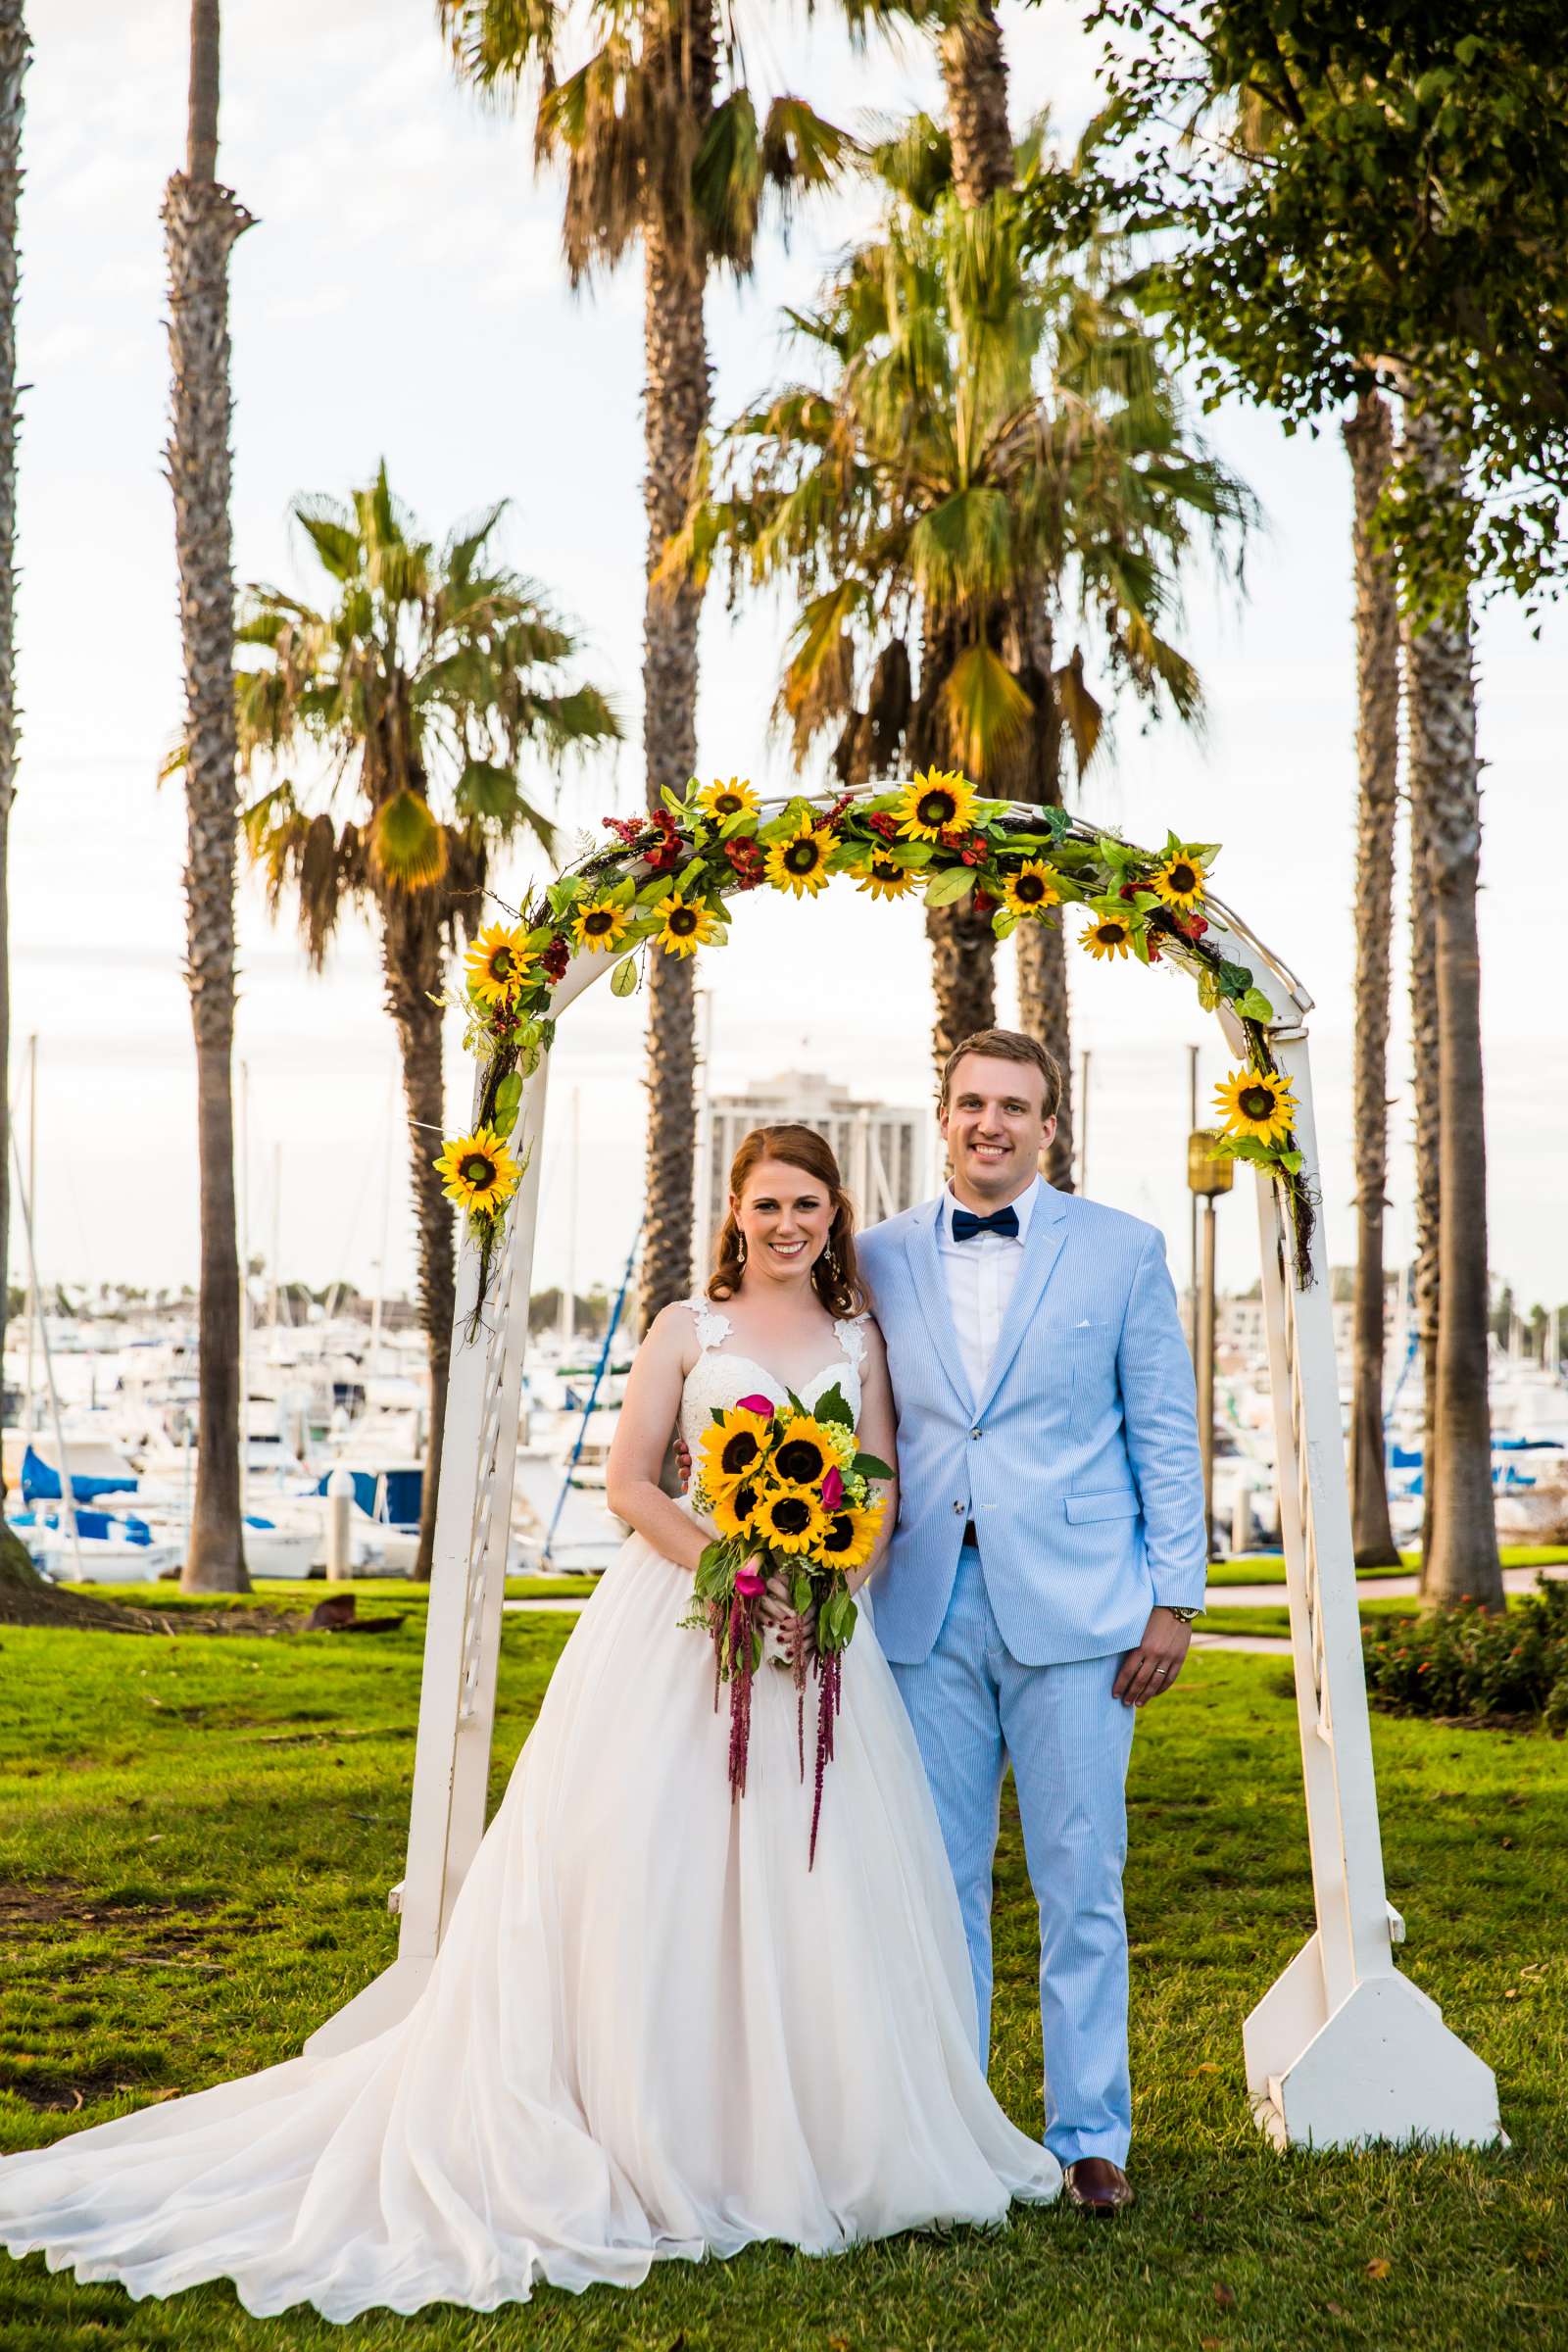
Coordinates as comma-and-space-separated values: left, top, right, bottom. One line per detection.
1208, 1560, 1565, 1610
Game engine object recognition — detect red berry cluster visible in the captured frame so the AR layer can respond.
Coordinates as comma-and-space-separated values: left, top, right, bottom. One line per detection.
822, 792, 857, 829
722, 836, 766, 891
600, 814, 647, 845
540, 935, 571, 982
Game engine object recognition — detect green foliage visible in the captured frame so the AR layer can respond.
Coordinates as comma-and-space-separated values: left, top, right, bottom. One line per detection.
670, 122, 1252, 787
237, 464, 618, 959
1077, 0, 1568, 612
1364, 1576, 1568, 1728
2, 1628, 1562, 2346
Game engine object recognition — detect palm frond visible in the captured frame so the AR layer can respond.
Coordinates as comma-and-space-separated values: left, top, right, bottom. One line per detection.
942, 641, 1035, 777
368, 788, 450, 892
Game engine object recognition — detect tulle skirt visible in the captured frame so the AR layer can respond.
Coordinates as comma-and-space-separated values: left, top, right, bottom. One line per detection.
0, 1532, 1058, 2321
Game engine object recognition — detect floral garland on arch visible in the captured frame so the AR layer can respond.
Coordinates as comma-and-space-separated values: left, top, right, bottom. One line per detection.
435, 771, 1317, 1324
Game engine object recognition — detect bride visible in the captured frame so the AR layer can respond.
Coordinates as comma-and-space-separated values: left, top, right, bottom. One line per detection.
0, 1122, 1058, 2322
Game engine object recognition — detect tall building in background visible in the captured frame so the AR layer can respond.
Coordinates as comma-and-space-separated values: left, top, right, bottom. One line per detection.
696, 1073, 933, 1259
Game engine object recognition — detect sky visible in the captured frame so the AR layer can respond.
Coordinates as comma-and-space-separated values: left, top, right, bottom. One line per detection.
14, 1, 1567, 1317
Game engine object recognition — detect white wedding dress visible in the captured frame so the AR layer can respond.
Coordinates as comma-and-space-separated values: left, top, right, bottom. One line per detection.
0, 1302, 1058, 2322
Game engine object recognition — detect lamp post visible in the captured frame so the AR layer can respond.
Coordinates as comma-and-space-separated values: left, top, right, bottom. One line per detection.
1187, 1128, 1235, 1548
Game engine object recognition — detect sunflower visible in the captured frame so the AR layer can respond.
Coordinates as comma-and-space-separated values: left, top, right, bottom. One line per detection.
764, 825, 834, 898
464, 922, 535, 1005
1001, 860, 1060, 919
1081, 914, 1135, 961
650, 888, 721, 958
572, 895, 630, 954
698, 1408, 774, 1501
755, 1487, 829, 1556
710, 1477, 765, 1542
1152, 851, 1207, 910
854, 854, 919, 901
1213, 1065, 1298, 1148
768, 1415, 835, 1492
819, 1498, 885, 1572
697, 776, 760, 823
433, 1126, 521, 1217
892, 768, 977, 842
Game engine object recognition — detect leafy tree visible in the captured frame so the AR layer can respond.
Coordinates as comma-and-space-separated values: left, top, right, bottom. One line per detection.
1077, 0, 1549, 1610
235, 467, 618, 1578
1081, 0, 1568, 614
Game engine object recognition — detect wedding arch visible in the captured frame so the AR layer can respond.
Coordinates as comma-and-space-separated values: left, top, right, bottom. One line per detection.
306, 776, 1499, 2153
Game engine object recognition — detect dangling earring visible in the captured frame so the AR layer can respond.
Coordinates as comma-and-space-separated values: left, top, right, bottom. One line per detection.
737, 1232, 748, 1267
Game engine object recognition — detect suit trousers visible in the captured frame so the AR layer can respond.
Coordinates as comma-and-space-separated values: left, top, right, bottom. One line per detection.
889, 1544, 1137, 2167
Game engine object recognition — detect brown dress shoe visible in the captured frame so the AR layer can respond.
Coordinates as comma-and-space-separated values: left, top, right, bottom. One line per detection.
1063, 2158, 1135, 2215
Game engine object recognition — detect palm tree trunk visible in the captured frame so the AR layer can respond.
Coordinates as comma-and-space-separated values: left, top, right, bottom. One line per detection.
637, 5, 713, 1335
1011, 606, 1073, 1189
0, 6, 25, 1388
925, 2, 1013, 1102
938, 2, 1014, 206
1343, 388, 1400, 1566
1401, 403, 1501, 1611
381, 902, 454, 1583
166, 0, 252, 1592
1409, 751, 1441, 1579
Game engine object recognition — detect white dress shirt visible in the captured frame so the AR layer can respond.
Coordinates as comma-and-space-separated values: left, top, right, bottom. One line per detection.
935, 1176, 1040, 1400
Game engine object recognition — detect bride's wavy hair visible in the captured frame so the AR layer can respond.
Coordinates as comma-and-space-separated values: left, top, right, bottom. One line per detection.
708, 1125, 864, 1318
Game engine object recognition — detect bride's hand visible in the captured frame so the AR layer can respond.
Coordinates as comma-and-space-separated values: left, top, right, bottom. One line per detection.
761, 1571, 816, 1662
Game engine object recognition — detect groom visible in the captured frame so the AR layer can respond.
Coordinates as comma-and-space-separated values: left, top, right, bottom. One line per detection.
857, 1028, 1206, 2216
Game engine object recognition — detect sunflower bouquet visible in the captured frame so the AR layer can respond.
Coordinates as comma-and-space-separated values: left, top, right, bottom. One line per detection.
682, 1384, 890, 1863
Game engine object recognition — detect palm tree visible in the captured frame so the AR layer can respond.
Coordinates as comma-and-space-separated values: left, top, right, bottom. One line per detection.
937, 0, 1013, 208
673, 136, 1250, 1090
235, 468, 618, 1580
0, 3, 26, 1402
1398, 402, 1502, 1612
437, 0, 921, 1329
164, 0, 254, 1593
1342, 387, 1400, 1567
1409, 760, 1440, 1575
925, 15, 1035, 1146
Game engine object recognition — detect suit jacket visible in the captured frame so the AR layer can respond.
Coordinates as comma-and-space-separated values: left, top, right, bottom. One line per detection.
858, 1183, 1207, 1666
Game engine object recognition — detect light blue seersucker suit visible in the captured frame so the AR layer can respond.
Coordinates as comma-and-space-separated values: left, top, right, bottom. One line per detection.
858, 1176, 1206, 2168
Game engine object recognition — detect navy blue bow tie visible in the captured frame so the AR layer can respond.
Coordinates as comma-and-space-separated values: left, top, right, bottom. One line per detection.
950, 1202, 1020, 1244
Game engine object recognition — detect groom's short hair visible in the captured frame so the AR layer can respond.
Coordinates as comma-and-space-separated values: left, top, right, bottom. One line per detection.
940, 1029, 1062, 1119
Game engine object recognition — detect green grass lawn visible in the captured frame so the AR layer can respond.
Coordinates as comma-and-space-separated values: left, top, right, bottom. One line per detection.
1204, 1544, 1568, 1592
63, 1572, 600, 1618
1, 1612, 1564, 2349
1200, 1595, 1426, 1641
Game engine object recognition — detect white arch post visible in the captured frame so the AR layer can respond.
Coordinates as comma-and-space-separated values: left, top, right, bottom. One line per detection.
305, 808, 1501, 2151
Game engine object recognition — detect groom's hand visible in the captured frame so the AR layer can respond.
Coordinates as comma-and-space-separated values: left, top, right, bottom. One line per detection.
1113, 1608, 1192, 1707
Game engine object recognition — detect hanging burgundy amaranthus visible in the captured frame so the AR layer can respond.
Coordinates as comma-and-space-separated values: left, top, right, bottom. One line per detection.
682, 1384, 887, 1866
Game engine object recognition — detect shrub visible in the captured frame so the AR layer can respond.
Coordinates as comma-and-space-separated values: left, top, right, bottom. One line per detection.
1362, 1576, 1568, 1732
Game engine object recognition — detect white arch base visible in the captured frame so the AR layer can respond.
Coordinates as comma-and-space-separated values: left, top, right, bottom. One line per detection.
1245, 1933, 1501, 2151
303, 804, 1500, 2153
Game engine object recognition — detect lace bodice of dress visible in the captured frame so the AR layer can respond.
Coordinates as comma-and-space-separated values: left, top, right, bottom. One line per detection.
678, 1298, 867, 1455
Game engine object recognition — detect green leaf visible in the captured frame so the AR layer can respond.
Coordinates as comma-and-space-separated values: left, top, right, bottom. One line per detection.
1234, 987, 1275, 1021
611, 955, 639, 998
851, 1450, 893, 1483
492, 1072, 523, 1132
1216, 959, 1253, 1000
791, 1573, 813, 1614
814, 1382, 855, 1429
924, 865, 976, 907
